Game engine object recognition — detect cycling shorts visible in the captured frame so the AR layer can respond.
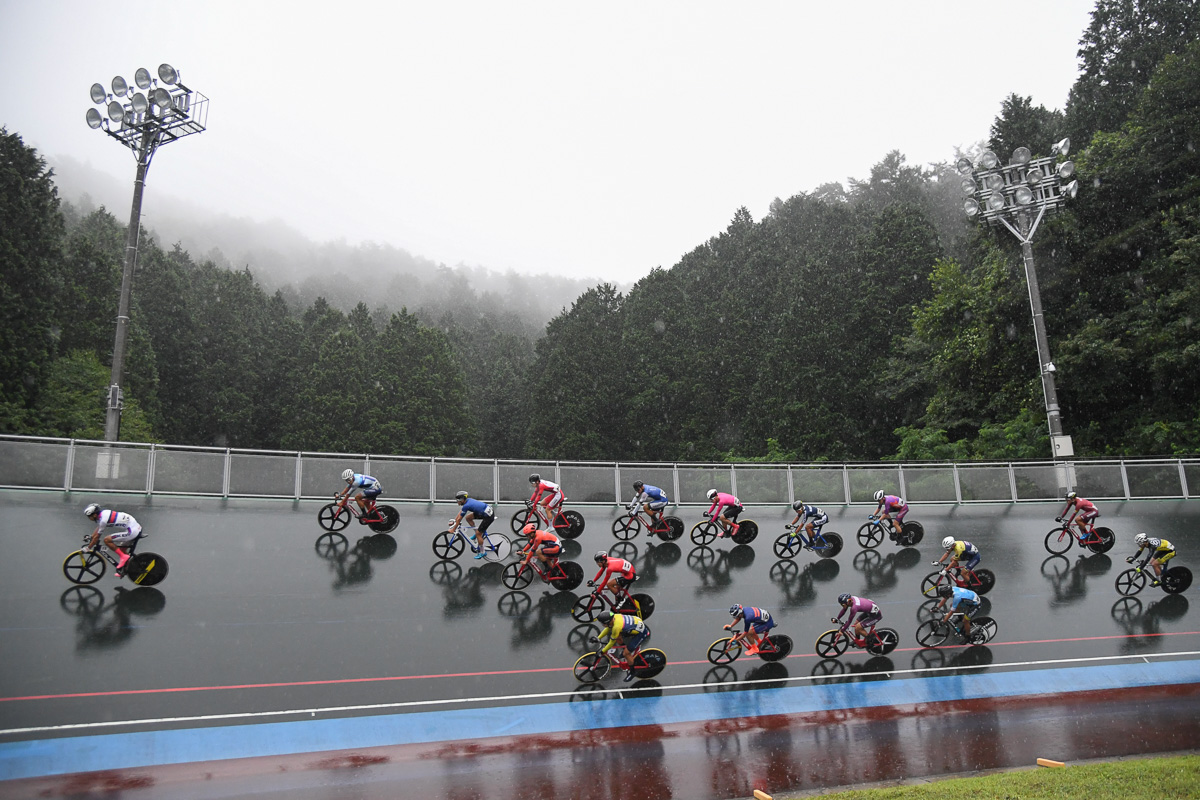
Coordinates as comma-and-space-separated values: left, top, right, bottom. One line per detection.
723, 504, 744, 521
613, 575, 632, 589
476, 513, 494, 533
804, 513, 829, 530
106, 524, 143, 546
1155, 548, 1176, 564
538, 490, 564, 509
361, 487, 382, 499
961, 551, 981, 570
750, 618, 777, 635
1077, 509, 1099, 523
646, 498, 668, 511
957, 598, 980, 617
623, 630, 649, 651
538, 541, 561, 556
857, 609, 882, 629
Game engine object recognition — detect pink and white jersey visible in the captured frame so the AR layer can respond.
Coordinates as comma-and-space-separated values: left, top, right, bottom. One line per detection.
705, 492, 740, 517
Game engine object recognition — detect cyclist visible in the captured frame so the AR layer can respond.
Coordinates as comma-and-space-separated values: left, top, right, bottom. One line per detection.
725, 603, 776, 655
519, 522, 562, 578
787, 501, 828, 545
630, 480, 669, 526
1128, 532, 1177, 587
935, 584, 981, 638
528, 473, 564, 525
833, 593, 882, 646
593, 610, 649, 682
704, 488, 743, 538
1057, 491, 1099, 539
589, 551, 636, 598
872, 490, 908, 539
83, 503, 142, 578
338, 469, 382, 521
933, 537, 981, 577
447, 490, 496, 559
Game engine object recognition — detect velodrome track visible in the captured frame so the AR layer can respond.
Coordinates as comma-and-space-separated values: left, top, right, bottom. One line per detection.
1, 492, 1198, 798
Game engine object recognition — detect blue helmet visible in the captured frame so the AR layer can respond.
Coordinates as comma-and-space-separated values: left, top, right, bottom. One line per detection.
729, 604, 743, 617
837, 593, 852, 605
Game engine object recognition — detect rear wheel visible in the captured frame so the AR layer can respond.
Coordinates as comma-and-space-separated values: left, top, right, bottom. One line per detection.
573, 652, 610, 683
634, 648, 667, 679
973, 568, 996, 595
612, 515, 642, 541
731, 520, 758, 544
1163, 566, 1192, 594
368, 505, 400, 533
482, 533, 512, 562
971, 616, 998, 644
915, 620, 949, 647
433, 531, 465, 560
760, 634, 793, 661
899, 520, 924, 546
661, 517, 684, 541
815, 629, 848, 659
562, 510, 585, 539
1090, 527, 1116, 554
866, 628, 899, 655
1115, 568, 1146, 596
691, 520, 719, 546
707, 637, 741, 664
126, 552, 168, 586
625, 592, 655, 620
550, 560, 584, 592
62, 550, 106, 584
814, 532, 843, 558
318, 503, 351, 532
1044, 527, 1074, 555
857, 522, 884, 549
502, 561, 535, 590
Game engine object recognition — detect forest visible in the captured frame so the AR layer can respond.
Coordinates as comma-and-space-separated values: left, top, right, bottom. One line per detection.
2, 0, 1199, 463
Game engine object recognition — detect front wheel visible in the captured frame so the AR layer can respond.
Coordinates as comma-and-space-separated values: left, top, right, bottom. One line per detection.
1115, 568, 1147, 596
126, 552, 168, 586
920, 571, 948, 597
973, 568, 996, 595
866, 628, 899, 655
612, 514, 642, 541
573, 652, 611, 683
1163, 566, 1192, 594
731, 520, 758, 544
510, 507, 537, 534
690, 520, 719, 546
915, 620, 949, 647
571, 594, 602, 622
502, 561, 535, 590
62, 550, 106, 584
708, 637, 742, 664
1044, 527, 1074, 555
970, 616, 998, 645
815, 629, 848, 659
318, 503, 351, 532
561, 510, 585, 539
773, 532, 802, 560
856, 522, 883, 549
368, 505, 400, 533
634, 648, 667, 679
433, 531, 465, 560
760, 634, 793, 662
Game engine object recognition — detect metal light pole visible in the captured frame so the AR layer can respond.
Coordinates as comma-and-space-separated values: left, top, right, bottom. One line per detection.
957, 140, 1079, 459
85, 64, 208, 441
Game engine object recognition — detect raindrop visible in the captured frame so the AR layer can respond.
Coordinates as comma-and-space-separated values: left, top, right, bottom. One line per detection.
1007, 323, 1018, 340
653, 319, 666, 334
1093, 177, 1102, 188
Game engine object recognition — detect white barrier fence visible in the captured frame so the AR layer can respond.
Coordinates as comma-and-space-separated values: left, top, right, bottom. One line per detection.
0, 435, 1194, 505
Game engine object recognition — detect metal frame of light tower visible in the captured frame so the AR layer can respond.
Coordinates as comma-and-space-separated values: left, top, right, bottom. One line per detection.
957, 140, 1079, 459
85, 64, 208, 441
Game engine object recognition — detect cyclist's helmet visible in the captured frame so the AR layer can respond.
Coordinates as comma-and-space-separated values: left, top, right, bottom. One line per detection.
1134, 532, 1148, 546
455, 490, 468, 501
633, 480, 644, 491
597, 611, 614, 625
706, 489, 718, 500
792, 500, 805, 512
342, 468, 355, 482
729, 604, 743, 617
874, 490, 885, 502
529, 473, 541, 484
837, 593, 852, 605
522, 523, 537, 536
1065, 491, 1077, 502
83, 503, 101, 518
942, 536, 955, 551
937, 584, 954, 598
594, 550, 608, 564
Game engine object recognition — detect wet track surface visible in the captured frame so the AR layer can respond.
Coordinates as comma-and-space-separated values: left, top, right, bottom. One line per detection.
1, 492, 1198, 797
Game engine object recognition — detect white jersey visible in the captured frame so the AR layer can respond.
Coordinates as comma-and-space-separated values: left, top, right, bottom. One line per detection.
96, 510, 139, 532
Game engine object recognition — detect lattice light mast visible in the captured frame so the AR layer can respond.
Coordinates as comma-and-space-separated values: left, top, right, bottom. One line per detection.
85, 64, 208, 441
957, 140, 1079, 460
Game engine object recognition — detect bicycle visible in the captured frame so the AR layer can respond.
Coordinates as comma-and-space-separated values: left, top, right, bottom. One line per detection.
432, 521, 512, 562
773, 524, 843, 560
573, 642, 667, 683
856, 516, 924, 548
707, 626, 794, 664
317, 495, 400, 533
915, 611, 997, 647
1044, 515, 1116, 554
501, 555, 584, 592
570, 580, 655, 622
813, 623, 899, 659
62, 534, 169, 587
690, 513, 759, 545
510, 499, 585, 540
611, 502, 684, 541
920, 563, 996, 596
1115, 555, 1193, 596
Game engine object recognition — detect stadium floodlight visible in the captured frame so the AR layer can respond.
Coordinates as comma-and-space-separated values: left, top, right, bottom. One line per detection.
82, 62, 208, 441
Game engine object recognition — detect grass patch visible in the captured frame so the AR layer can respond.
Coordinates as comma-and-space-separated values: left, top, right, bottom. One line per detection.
798, 754, 1200, 799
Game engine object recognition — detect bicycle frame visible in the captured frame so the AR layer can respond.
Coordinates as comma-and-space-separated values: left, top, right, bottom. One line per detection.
790, 524, 833, 549
1060, 512, 1101, 543
627, 504, 669, 533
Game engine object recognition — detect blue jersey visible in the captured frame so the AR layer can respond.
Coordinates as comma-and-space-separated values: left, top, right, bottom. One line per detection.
948, 586, 980, 610
460, 498, 492, 517
352, 474, 381, 492
638, 485, 669, 503
742, 607, 776, 632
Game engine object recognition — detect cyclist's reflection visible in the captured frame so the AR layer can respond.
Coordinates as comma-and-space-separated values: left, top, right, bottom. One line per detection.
59, 585, 166, 652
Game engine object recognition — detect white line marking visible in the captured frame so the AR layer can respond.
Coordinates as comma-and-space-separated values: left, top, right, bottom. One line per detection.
3, 650, 1198, 738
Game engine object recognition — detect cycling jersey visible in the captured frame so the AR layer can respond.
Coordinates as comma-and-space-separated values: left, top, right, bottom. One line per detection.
706, 492, 742, 519
878, 495, 908, 520
836, 596, 881, 627
950, 540, 981, 569
635, 485, 669, 509
946, 586, 980, 611
1137, 538, 1176, 561
530, 479, 564, 507
796, 505, 828, 526
93, 510, 142, 545
350, 474, 382, 497
525, 528, 561, 554
460, 498, 492, 518
593, 556, 635, 587
599, 613, 646, 644
741, 606, 777, 634
1062, 497, 1098, 519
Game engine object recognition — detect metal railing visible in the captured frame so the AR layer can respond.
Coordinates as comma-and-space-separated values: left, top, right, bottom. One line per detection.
0, 434, 1194, 505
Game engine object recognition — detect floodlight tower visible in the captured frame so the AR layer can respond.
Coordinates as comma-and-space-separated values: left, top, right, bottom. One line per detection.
957, 140, 1079, 459
84, 64, 208, 441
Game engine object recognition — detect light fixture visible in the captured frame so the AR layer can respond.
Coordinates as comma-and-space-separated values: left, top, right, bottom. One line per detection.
1051, 137, 1071, 157
1026, 167, 1044, 185
987, 192, 1006, 211
90, 83, 107, 104
134, 67, 152, 90
1057, 161, 1075, 179
1064, 180, 1079, 199
956, 157, 973, 176
960, 177, 977, 195
131, 92, 148, 114
107, 100, 124, 122
86, 108, 104, 129
1011, 146, 1031, 165
979, 150, 999, 169
111, 75, 128, 97
150, 87, 172, 113
964, 199, 981, 217
157, 63, 178, 85
1015, 186, 1034, 205
985, 173, 1005, 190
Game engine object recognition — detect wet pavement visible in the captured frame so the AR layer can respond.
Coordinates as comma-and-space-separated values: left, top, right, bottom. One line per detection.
1, 492, 1198, 796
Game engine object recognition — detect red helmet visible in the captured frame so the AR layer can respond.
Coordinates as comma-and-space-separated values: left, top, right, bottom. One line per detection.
522, 523, 537, 535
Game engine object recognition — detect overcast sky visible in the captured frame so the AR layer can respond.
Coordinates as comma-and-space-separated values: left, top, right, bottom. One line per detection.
1, 1, 1095, 284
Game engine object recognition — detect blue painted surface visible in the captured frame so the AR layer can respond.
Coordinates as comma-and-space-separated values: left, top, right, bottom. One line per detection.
3, 659, 1198, 781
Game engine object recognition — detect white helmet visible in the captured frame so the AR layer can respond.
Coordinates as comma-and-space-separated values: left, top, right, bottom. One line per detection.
83, 503, 101, 518
874, 490, 885, 502
706, 489, 717, 500
942, 536, 955, 551
1134, 532, 1148, 546
341, 468, 354, 482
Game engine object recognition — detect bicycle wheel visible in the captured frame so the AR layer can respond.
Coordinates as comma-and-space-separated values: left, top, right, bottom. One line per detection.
612, 514, 642, 541
571, 595, 602, 622
433, 531, 465, 560
573, 652, 610, 683
899, 520, 924, 546
483, 532, 512, 562
62, 550, 106, 584
510, 507, 537, 534
760, 634, 793, 662
731, 520, 758, 544
814, 532, 843, 558
815, 629, 848, 659
1163, 566, 1192, 594
773, 533, 802, 560
915, 620, 949, 647
368, 505, 400, 533
634, 648, 667, 679
562, 510, 585, 538
502, 561, 535, 590
1115, 568, 1146, 596
856, 522, 883, 549
866, 628, 899, 655
1090, 527, 1116, 554
1044, 527, 1074, 555
127, 552, 168, 586
628, 592, 655, 620
920, 571, 947, 597
707, 637, 741, 664
691, 520, 718, 546
315, 532, 349, 559
971, 616, 998, 644
550, 560, 585, 592
973, 568, 996, 595
318, 503, 351, 532
661, 517, 684, 541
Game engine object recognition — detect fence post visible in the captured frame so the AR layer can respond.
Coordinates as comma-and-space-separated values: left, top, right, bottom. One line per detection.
1008, 463, 1018, 501
952, 464, 962, 503
147, 443, 156, 495
730, 464, 738, 498
64, 439, 76, 492
672, 464, 680, 506
786, 465, 795, 507
842, 466, 851, 506
614, 463, 622, 505
294, 452, 303, 500
222, 448, 231, 497
1179, 459, 1189, 499
429, 457, 436, 502
493, 460, 500, 505
897, 464, 906, 500
1120, 460, 1131, 501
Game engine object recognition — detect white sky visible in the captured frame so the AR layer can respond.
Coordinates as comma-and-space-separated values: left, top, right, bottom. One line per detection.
0, 1, 1096, 284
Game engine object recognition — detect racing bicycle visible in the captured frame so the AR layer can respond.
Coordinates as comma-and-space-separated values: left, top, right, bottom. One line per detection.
1115, 555, 1192, 596
1045, 516, 1116, 555
432, 521, 512, 562
501, 556, 584, 592
510, 500, 585, 539
707, 626, 794, 664
573, 643, 667, 683
856, 516, 924, 548
920, 563, 996, 596
915, 611, 997, 646
317, 495, 400, 533
773, 524, 843, 560
571, 581, 655, 622
690, 514, 759, 545
814, 623, 899, 658
62, 534, 169, 587
612, 502, 684, 541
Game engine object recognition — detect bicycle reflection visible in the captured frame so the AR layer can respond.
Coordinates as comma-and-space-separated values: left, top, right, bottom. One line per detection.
59, 585, 166, 652
314, 531, 397, 590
